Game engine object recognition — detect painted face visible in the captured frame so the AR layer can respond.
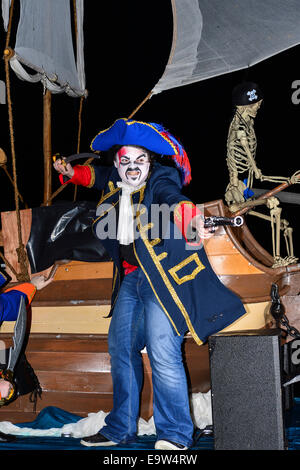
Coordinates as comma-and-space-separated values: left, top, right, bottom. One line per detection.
114, 146, 150, 187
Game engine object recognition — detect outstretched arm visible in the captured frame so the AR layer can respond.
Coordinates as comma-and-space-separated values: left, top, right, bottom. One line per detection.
53, 157, 114, 190
1, 275, 53, 322
53, 158, 92, 186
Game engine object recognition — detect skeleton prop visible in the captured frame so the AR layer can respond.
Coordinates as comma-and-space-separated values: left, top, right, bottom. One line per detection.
225, 82, 300, 268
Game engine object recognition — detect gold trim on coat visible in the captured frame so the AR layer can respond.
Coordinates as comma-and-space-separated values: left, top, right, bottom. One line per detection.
133, 195, 203, 345
168, 253, 205, 285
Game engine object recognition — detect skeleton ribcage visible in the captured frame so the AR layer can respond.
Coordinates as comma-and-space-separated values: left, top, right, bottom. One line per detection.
227, 123, 257, 174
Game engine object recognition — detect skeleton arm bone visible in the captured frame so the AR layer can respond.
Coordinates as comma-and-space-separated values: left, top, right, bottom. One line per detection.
238, 131, 262, 180
239, 133, 297, 184
259, 169, 300, 184
289, 170, 300, 185
260, 174, 290, 184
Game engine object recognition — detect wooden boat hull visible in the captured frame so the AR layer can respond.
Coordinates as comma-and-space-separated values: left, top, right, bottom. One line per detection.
0, 199, 299, 423
0, 333, 210, 423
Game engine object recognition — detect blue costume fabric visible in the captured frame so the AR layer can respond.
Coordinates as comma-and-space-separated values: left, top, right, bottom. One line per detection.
91, 161, 246, 345
0, 290, 27, 322
0, 270, 27, 322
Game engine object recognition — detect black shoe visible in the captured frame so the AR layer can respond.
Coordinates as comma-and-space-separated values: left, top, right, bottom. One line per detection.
155, 439, 188, 450
0, 431, 16, 443
80, 432, 118, 447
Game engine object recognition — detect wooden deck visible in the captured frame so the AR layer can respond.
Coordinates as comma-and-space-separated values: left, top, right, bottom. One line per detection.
0, 333, 210, 424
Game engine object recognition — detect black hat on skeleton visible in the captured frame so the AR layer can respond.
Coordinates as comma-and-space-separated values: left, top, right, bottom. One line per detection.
232, 82, 263, 106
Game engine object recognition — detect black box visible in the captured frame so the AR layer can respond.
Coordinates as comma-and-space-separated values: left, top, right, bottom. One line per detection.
209, 329, 286, 450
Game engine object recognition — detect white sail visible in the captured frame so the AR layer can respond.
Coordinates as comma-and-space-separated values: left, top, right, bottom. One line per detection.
153, 0, 300, 94
1, 0, 11, 31
8, 0, 86, 97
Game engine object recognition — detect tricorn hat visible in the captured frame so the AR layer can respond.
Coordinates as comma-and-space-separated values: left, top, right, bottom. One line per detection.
91, 118, 191, 185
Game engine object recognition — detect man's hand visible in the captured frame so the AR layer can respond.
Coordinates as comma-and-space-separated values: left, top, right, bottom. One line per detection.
191, 214, 216, 240
53, 158, 74, 179
0, 379, 12, 399
31, 275, 53, 290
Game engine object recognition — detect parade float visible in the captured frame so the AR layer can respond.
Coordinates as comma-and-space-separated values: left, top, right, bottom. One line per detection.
0, 0, 300, 426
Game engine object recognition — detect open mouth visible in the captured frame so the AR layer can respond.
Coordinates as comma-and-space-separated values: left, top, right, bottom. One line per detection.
126, 169, 141, 180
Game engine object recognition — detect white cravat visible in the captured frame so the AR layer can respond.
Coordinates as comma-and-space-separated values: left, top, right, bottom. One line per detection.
116, 181, 145, 245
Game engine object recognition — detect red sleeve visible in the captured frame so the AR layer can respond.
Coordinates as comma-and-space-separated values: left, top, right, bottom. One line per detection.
4, 283, 37, 305
174, 201, 203, 246
59, 164, 92, 187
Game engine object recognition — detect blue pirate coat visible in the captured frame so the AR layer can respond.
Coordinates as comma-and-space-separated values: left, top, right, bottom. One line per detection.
91, 161, 246, 345
0, 271, 27, 322
0, 270, 37, 323
0, 290, 28, 322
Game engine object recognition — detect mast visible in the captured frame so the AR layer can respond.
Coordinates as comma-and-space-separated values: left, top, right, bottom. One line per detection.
43, 89, 52, 206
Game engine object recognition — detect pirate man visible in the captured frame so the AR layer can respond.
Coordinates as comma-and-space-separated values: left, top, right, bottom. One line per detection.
54, 118, 246, 450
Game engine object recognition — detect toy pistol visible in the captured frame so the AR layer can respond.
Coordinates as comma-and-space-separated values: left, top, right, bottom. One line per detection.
204, 215, 244, 233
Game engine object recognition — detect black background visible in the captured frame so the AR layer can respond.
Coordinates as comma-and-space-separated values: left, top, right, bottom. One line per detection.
0, 0, 300, 256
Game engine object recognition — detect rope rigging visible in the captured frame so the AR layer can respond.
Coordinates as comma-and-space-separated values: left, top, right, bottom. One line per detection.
3, 0, 29, 282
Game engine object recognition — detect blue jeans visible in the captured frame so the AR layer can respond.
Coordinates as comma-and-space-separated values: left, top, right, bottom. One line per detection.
100, 268, 194, 447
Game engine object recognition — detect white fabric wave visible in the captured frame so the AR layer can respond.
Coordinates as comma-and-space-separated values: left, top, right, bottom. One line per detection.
0, 391, 212, 438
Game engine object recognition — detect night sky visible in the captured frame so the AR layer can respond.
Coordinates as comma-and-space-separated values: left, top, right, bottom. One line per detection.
1, 1, 300, 257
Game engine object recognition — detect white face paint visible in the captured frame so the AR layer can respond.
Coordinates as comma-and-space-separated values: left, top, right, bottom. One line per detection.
114, 146, 150, 187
